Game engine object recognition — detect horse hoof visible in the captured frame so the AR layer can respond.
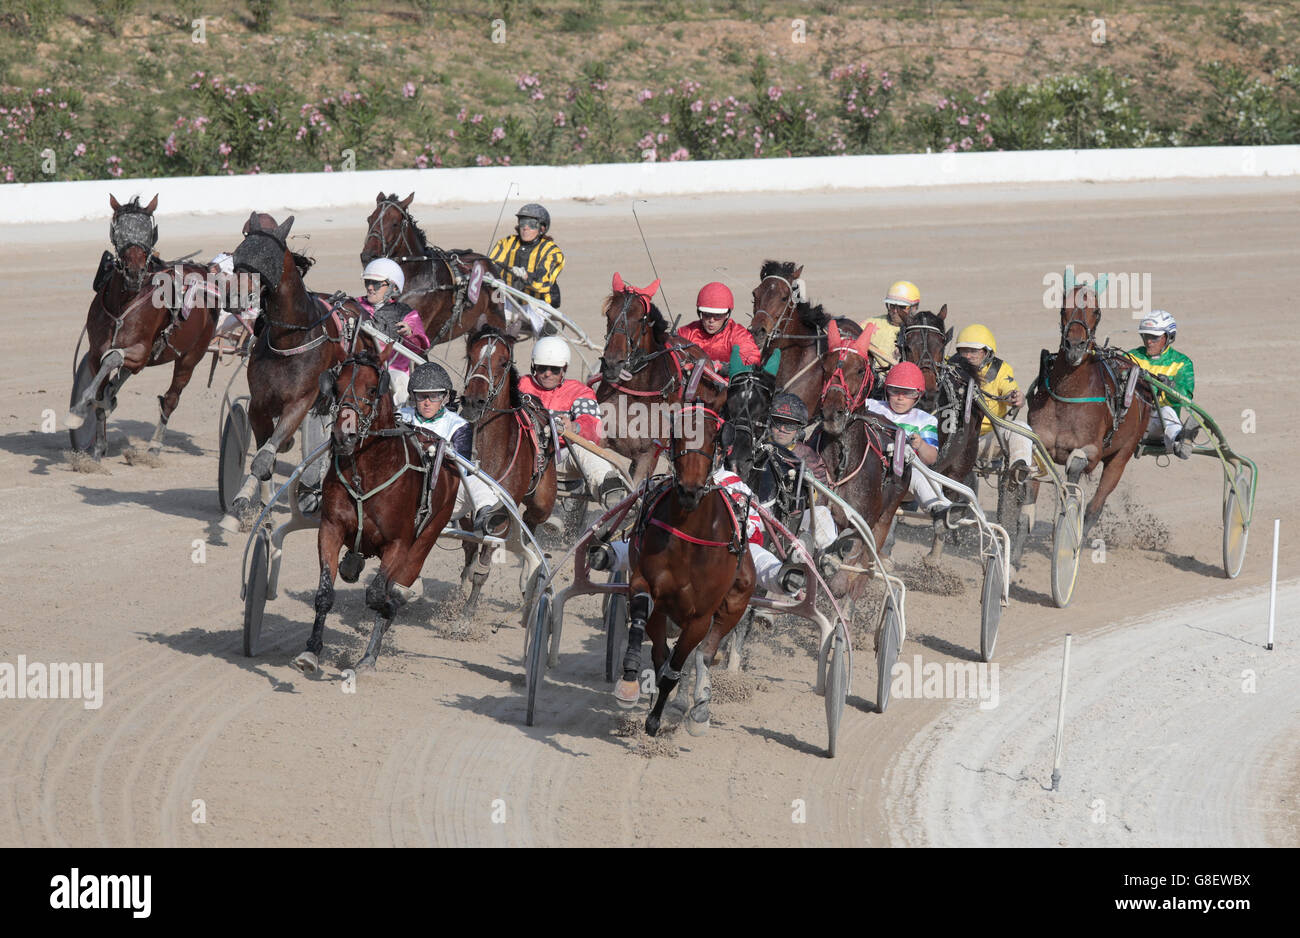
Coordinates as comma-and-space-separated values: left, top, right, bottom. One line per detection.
613, 679, 640, 709
292, 651, 319, 675
354, 657, 377, 673
685, 714, 710, 737
65, 411, 85, 430
645, 714, 661, 737
250, 449, 275, 482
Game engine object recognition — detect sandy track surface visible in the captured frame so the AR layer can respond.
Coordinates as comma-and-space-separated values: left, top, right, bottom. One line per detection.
0, 177, 1296, 846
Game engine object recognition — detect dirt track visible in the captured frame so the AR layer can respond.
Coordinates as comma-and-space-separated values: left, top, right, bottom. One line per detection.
1, 177, 1296, 847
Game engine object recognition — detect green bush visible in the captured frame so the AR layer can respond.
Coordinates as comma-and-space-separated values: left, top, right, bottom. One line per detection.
1189, 61, 1299, 145
989, 67, 1160, 150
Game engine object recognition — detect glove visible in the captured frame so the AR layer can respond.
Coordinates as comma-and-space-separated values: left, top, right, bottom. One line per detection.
510, 266, 529, 281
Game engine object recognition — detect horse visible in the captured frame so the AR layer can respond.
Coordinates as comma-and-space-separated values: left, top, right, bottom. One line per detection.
814, 322, 913, 623
220, 214, 356, 530
616, 388, 766, 737
67, 194, 215, 458
292, 333, 461, 675
895, 306, 985, 559
749, 259, 862, 419
456, 322, 557, 617
1025, 278, 1152, 542
361, 192, 509, 348
593, 274, 724, 484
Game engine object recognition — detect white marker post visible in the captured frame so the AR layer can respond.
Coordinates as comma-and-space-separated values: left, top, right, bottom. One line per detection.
1051, 633, 1073, 792
1267, 519, 1279, 651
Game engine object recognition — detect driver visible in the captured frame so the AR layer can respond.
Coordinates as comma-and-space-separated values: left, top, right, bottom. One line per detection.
1127, 310, 1196, 459
357, 258, 429, 407
953, 324, 1034, 482
397, 361, 508, 533
859, 279, 920, 371
676, 282, 760, 376
489, 203, 566, 310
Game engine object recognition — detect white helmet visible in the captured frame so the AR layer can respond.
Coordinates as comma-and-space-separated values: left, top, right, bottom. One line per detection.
532, 336, 571, 368
1138, 310, 1177, 337
362, 257, 405, 294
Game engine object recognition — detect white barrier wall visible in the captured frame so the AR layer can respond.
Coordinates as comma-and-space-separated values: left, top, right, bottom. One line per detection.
3, 145, 1298, 224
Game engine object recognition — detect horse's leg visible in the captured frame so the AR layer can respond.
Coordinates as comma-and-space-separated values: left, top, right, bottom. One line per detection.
646, 611, 700, 737
1083, 443, 1138, 540
222, 406, 275, 530
250, 396, 313, 482
67, 348, 124, 428
149, 348, 200, 455
614, 581, 654, 706
927, 515, 947, 562
294, 521, 344, 675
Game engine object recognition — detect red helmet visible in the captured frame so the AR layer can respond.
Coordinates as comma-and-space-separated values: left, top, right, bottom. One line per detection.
884, 361, 926, 394
696, 281, 734, 315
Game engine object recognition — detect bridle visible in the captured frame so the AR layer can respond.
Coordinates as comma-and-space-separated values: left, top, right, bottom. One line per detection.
363, 199, 428, 265
669, 403, 724, 471
896, 315, 948, 389
752, 274, 799, 350
109, 206, 158, 291
602, 289, 657, 377
1060, 289, 1100, 354
332, 355, 390, 444
820, 344, 874, 415
464, 332, 512, 414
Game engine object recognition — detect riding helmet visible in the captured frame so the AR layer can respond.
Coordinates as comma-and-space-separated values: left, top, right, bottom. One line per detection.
954, 324, 997, 354
696, 281, 734, 315
884, 361, 926, 395
516, 203, 551, 231
770, 393, 809, 427
884, 280, 921, 308
362, 257, 405, 293
409, 362, 453, 394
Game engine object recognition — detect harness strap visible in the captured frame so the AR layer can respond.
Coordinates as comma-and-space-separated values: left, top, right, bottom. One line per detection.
334, 437, 427, 554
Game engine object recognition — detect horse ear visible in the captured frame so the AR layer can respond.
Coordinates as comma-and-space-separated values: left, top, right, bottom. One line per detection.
1063, 268, 1076, 292
109, 194, 121, 211
243, 211, 260, 236
793, 265, 803, 280
611, 271, 625, 293
827, 319, 843, 350
401, 192, 414, 209
376, 192, 386, 203
1094, 273, 1109, 295
938, 303, 947, 321
946, 327, 954, 343
279, 246, 296, 282
762, 348, 781, 376
275, 215, 295, 240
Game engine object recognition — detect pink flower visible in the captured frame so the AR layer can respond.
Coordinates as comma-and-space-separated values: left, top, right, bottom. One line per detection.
667, 147, 689, 161
553, 111, 566, 126
475, 155, 492, 166
456, 107, 468, 121
324, 164, 334, 172
74, 142, 86, 157
637, 89, 653, 103
490, 126, 505, 142
960, 137, 973, 150
296, 126, 308, 140
415, 154, 429, 168
402, 82, 417, 99
690, 99, 703, 113
498, 155, 511, 165
656, 132, 667, 144
660, 112, 670, 125
767, 85, 782, 101
470, 113, 484, 125
958, 115, 970, 126
218, 142, 232, 155
164, 134, 178, 156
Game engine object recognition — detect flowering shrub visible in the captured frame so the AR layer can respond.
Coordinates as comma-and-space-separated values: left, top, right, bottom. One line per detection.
1189, 61, 1300, 145
988, 67, 1159, 150
910, 89, 996, 152
830, 63, 897, 153
0, 86, 94, 183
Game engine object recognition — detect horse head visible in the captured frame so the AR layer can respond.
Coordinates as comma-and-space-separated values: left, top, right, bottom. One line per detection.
361, 191, 417, 266
898, 304, 952, 399
232, 213, 300, 309
107, 193, 158, 291
600, 272, 662, 382
819, 319, 875, 437
669, 400, 723, 512
462, 322, 516, 423
750, 260, 804, 349
723, 347, 781, 483
1060, 272, 1107, 366
329, 335, 392, 456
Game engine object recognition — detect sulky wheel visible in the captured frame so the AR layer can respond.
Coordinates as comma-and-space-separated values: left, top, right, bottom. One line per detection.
603, 571, 629, 683
875, 596, 901, 714
525, 592, 551, 727
980, 553, 1003, 663
1050, 493, 1083, 608
243, 530, 270, 657
218, 400, 252, 514
68, 352, 99, 453
824, 623, 850, 757
1222, 467, 1251, 579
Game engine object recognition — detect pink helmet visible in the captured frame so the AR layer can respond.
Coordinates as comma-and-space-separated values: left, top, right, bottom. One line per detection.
696, 281, 734, 315
884, 361, 926, 394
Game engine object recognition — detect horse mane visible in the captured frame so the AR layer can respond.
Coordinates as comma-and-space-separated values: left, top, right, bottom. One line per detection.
291, 251, 314, 275
797, 301, 833, 329
118, 196, 146, 213
759, 259, 799, 281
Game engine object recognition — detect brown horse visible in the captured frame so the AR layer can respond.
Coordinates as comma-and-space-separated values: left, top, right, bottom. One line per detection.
68, 194, 214, 458
220, 214, 356, 530
456, 322, 557, 615
361, 192, 509, 348
815, 324, 913, 621
617, 398, 758, 737
593, 274, 724, 484
292, 335, 461, 675
750, 260, 862, 419
1026, 279, 1152, 539
895, 306, 985, 559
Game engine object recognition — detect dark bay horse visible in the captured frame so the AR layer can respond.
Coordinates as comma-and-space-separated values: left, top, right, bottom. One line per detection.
361, 192, 509, 348
896, 306, 984, 559
617, 395, 760, 737
593, 274, 724, 484
750, 259, 862, 419
220, 214, 356, 530
1026, 279, 1152, 538
815, 324, 913, 621
68, 194, 214, 458
293, 335, 461, 675
457, 323, 557, 615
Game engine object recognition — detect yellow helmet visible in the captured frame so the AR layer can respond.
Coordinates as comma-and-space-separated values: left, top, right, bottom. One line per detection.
884, 280, 920, 307
955, 323, 997, 354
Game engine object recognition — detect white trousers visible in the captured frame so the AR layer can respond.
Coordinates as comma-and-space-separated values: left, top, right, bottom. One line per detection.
909, 464, 951, 511
603, 539, 791, 594
556, 441, 619, 496
977, 416, 1034, 467
800, 505, 838, 549
1146, 404, 1195, 448
451, 464, 499, 520
389, 369, 410, 409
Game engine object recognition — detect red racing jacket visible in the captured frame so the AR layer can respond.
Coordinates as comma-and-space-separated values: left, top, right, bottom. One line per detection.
518, 375, 603, 446
677, 318, 760, 371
